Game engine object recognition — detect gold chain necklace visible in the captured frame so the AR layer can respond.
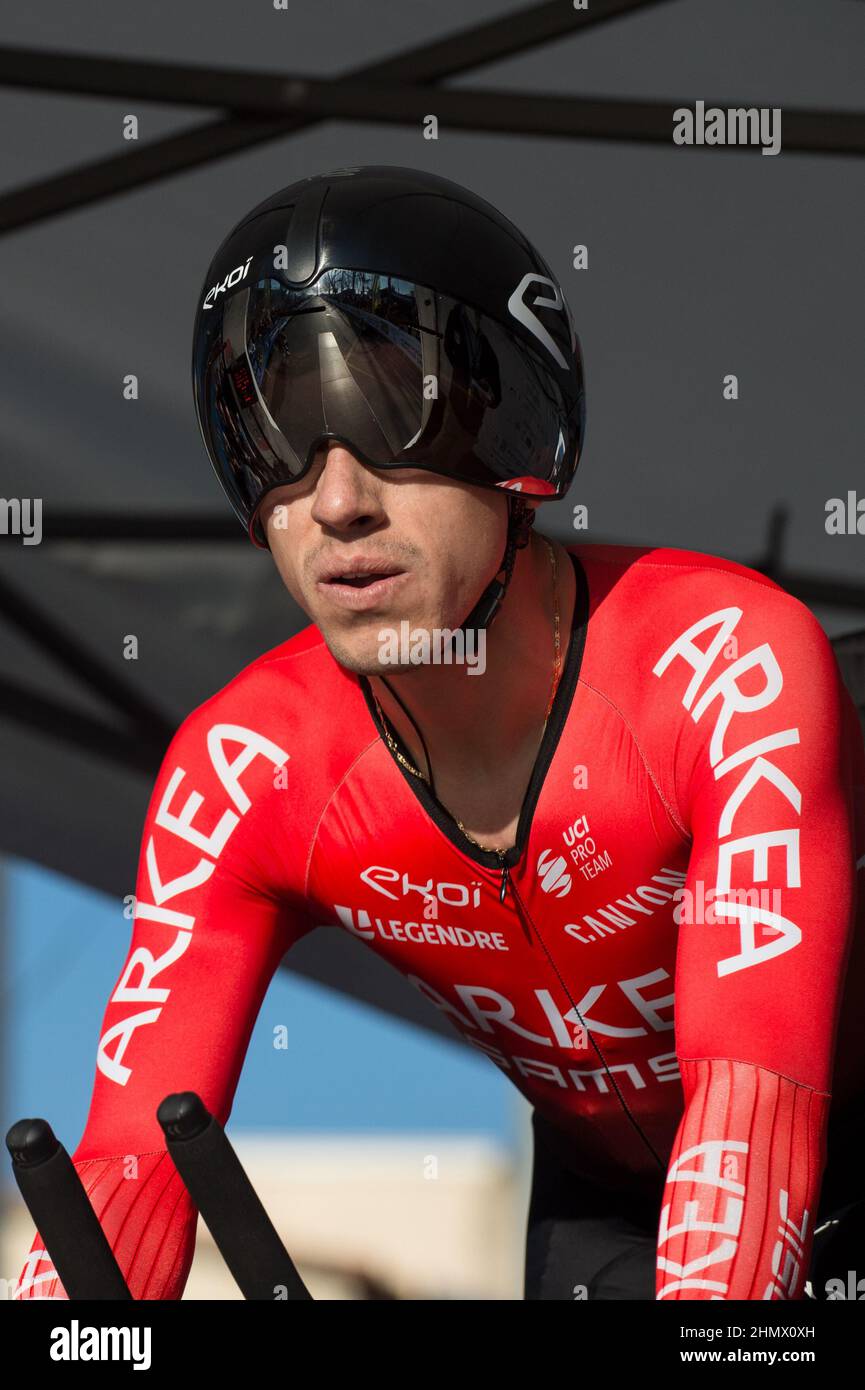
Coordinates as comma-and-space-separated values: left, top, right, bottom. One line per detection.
371, 537, 562, 855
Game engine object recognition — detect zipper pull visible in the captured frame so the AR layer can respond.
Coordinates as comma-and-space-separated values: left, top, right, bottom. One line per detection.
499, 858, 510, 904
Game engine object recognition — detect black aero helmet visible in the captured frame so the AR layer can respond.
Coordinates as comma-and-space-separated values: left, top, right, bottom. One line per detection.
192, 164, 586, 548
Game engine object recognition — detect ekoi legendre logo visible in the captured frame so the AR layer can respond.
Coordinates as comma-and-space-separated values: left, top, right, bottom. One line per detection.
652, 606, 803, 977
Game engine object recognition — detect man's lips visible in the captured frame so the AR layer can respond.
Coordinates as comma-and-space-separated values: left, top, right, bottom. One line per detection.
323, 572, 399, 588
316, 554, 405, 581
315, 561, 409, 610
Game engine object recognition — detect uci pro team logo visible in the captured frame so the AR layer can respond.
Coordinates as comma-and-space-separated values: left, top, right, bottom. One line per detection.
507, 273, 569, 370
536, 848, 572, 897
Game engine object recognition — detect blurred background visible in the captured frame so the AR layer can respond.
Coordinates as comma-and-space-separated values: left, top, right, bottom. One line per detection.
1, 0, 863, 1298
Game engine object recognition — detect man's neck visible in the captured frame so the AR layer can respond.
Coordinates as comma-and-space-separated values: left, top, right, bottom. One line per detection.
370, 533, 576, 778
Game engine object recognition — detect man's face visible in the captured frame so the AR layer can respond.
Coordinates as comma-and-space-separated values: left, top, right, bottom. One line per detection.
260, 444, 509, 674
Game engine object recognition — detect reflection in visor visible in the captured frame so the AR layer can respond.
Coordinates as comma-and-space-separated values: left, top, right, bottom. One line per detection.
197, 266, 575, 536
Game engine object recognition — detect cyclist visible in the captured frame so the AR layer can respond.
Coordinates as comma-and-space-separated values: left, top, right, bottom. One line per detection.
16, 165, 865, 1301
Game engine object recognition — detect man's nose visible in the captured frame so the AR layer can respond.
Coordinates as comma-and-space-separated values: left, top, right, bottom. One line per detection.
309, 445, 385, 529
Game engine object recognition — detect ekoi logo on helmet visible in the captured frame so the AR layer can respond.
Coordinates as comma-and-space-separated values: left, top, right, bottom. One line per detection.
507, 273, 571, 370
202, 255, 253, 311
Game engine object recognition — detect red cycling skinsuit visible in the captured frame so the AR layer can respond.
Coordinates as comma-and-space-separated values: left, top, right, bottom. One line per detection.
16, 544, 865, 1301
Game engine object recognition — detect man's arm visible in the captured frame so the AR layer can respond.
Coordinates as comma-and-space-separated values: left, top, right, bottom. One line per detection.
15, 702, 310, 1300
652, 592, 860, 1300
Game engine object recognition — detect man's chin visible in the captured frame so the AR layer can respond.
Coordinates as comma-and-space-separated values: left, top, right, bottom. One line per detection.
315, 609, 464, 677
325, 642, 420, 678
310, 608, 417, 676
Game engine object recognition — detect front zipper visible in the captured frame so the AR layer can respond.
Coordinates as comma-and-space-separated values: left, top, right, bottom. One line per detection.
498, 855, 534, 945
498, 853, 509, 904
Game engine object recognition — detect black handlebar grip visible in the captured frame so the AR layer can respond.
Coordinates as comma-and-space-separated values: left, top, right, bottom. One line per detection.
158, 1093, 312, 1301
6, 1118, 132, 1300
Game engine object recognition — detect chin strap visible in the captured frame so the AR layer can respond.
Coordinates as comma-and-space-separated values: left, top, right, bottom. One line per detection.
459, 496, 535, 634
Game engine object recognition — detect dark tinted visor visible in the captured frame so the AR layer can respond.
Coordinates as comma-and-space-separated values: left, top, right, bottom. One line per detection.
194, 267, 576, 544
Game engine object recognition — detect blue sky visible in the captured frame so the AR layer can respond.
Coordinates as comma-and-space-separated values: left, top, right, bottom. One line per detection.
4, 856, 521, 1174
